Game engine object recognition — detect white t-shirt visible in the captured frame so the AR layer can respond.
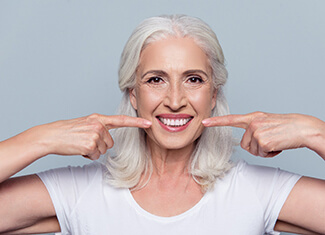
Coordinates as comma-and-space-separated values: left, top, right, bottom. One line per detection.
37, 160, 301, 235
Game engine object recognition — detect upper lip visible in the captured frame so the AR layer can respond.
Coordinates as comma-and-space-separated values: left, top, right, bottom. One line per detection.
156, 114, 193, 119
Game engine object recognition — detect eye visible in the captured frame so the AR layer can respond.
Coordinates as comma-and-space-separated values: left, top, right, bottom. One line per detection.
147, 76, 163, 84
187, 76, 204, 83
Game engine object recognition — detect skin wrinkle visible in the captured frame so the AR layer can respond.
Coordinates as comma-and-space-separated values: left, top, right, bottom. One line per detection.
1, 14, 324, 234
132, 37, 216, 165
129, 37, 217, 216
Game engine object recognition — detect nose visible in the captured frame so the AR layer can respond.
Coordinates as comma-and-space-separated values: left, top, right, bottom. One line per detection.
163, 81, 187, 111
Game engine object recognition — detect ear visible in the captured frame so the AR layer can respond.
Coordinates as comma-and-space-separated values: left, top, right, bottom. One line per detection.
129, 88, 137, 110
211, 88, 218, 110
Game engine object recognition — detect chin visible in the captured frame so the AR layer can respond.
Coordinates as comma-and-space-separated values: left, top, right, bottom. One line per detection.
149, 135, 199, 151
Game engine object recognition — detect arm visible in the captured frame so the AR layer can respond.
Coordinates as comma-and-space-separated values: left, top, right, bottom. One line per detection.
2, 216, 60, 235
0, 175, 59, 234
274, 220, 323, 235
0, 114, 151, 233
203, 112, 325, 234
276, 176, 325, 234
203, 112, 325, 159
0, 125, 49, 183
0, 124, 61, 233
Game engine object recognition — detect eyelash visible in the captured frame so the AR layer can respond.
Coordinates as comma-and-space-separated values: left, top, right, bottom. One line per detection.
187, 76, 204, 83
146, 76, 204, 85
147, 77, 163, 83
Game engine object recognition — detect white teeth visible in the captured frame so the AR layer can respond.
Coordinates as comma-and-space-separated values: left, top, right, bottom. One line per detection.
159, 117, 192, 127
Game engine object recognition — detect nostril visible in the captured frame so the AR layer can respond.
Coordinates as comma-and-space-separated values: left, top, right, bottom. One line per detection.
163, 96, 187, 111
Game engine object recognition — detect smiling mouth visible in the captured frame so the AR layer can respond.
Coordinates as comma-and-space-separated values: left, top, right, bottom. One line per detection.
157, 117, 193, 127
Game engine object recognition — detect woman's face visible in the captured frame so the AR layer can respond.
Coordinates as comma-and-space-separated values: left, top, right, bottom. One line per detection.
130, 37, 217, 151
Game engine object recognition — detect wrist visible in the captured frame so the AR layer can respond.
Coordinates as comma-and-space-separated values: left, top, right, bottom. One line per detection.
22, 124, 53, 159
304, 116, 325, 159
0, 125, 51, 182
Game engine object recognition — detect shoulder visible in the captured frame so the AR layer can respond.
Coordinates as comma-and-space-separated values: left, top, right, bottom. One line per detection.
225, 160, 301, 184
38, 161, 105, 179
217, 160, 301, 206
37, 161, 108, 194
36, 162, 121, 234
210, 160, 302, 233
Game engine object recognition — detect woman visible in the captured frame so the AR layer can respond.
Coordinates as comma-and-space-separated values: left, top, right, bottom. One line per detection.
0, 15, 324, 234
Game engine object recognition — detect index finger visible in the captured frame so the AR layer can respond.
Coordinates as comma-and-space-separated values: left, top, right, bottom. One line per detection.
99, 115, 152, 130
202, 114, 254, 129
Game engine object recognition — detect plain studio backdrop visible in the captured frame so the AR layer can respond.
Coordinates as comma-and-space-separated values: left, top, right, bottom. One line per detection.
0, 1, 324, 235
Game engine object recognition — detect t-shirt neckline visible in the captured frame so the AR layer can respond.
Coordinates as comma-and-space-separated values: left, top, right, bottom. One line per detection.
124, 187, 212, 222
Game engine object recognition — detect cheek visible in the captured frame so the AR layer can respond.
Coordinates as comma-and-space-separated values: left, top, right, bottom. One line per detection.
188, 90, 214, 116
136, 89, 163, 118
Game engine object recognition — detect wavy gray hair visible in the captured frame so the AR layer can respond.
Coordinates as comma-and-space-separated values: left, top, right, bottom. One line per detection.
105, 15, 233, 191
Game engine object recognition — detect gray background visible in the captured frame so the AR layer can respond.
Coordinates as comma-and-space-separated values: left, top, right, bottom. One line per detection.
0, 0, 324, 234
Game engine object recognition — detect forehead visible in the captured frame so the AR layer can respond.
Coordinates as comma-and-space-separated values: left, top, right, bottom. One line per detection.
137, 37, 210, 75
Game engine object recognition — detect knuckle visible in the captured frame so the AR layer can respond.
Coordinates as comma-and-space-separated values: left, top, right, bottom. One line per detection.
90, 132, 100, 141
249, 120, 260, 130
92, 122, 105, 132
252, 130, 261, 140
90, 113, 100, 118
252, 112, 268, 123
253, 111, 267, 117
258, 139, 272, 152
88, 113, 100, 121
85, 141, 97, 152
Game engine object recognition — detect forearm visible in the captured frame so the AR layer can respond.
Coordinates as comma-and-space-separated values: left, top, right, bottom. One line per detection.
0, 216, 60, 235
275, 220, 321, 235
0, 125, 49, 183
0, 114, 148, 183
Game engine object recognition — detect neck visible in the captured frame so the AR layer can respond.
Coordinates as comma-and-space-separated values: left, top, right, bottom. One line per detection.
147, 138, 195, 177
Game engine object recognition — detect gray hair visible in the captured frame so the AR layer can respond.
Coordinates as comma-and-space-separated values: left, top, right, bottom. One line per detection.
105, 15, 233, 191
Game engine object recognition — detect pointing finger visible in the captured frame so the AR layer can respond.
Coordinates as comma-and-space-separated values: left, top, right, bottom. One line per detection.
98, 115, 152, 130
202, 114, 255, 129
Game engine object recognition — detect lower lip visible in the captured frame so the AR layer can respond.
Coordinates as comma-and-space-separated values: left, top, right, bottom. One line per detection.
157, 118, 192, 132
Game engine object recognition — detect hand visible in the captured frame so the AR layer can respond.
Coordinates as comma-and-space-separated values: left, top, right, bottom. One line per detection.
202, 112, 325, 158
37, 114, 151, 160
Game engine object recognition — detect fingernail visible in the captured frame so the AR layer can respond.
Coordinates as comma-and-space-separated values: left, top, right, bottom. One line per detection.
202, 119, 210, 126
144, 120, 152, 127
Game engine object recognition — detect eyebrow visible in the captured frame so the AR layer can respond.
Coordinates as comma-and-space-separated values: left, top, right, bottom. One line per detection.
183, 69, 209, 78
141, 69, 209, 79
141, 70, 168, 79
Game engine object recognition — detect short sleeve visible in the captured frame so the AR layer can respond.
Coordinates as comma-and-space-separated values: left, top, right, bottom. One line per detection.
37, 162, 104, 234
237, 161, 302, 234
